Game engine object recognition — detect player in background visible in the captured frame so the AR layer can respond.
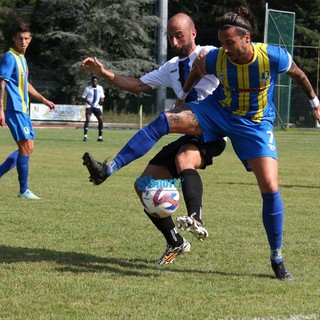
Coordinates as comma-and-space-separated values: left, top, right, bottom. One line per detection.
0, 23, 55, 199
82, 7, 320, 280
81, 13, 225, 264
82, 76, 105, 142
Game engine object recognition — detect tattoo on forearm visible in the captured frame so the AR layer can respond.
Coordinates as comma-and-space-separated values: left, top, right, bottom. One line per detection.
0, 89, 4, 107
290, 63, 315, 98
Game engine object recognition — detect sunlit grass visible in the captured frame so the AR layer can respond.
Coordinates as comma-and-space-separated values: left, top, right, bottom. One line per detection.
0, 127, 319, 319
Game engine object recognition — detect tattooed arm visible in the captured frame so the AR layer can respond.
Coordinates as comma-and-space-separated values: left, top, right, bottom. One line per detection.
286, 60, 320, 123
0, 79, 6, 127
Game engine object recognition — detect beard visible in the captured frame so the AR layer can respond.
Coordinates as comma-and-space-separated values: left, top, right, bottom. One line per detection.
174, 42, 194, 58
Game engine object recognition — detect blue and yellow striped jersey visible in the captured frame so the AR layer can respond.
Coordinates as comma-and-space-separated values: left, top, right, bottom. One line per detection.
206, 43, 292, 122
0, 48, 29, 113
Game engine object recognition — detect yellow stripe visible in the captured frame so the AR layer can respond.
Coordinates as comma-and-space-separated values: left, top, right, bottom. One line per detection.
12, 53, 28, 113
236, 64, 250, 116
216, 49, 231, 107
252, 43, 270, 122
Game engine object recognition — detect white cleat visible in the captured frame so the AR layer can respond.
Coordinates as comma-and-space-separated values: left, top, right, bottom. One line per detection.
176, 216, 208, 241
18, 189, 41, 199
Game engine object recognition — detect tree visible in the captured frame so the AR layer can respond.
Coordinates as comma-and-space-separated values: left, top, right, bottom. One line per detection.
28, 0, 158, 109
0, 0, 36, 52
1, 0, 319, 122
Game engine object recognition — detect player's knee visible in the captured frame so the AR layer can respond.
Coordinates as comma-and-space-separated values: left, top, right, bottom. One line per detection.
175, 146, 203, 171
17, 139, 34, 156
259, 179, 279, 193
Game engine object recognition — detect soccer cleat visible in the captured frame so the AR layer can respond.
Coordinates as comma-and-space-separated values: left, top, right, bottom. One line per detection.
271, 261, 293, 281
83, 137, 87, 142
97, 137, 103, 142
155, 240, 191, 265
18, 189, 41, 199
82, 152, 108, 185
176, 216, 209, 241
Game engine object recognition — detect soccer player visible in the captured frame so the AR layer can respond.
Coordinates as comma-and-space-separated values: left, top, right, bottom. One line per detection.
81, 13, 225, 264
0, 23, 55, 199
82, 76, 105, 142
82, 7, 320, 280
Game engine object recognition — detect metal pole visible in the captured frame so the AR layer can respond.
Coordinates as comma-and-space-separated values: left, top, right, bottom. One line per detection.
156, 0, 168, 113
263, 2, 269, 43
317, 40, 319, 98
317, 40, 320, 128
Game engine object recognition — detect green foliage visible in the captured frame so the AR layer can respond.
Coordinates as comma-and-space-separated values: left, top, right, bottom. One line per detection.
1, 0, 320, 116
292, 2, 320, 86
26, 0, 158, 105
0, 0, 36, 49
0, 128, 319, 319
168, 0, 266, 49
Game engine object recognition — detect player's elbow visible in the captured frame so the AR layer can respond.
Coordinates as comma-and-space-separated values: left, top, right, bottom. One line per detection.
132, 83, 151, 94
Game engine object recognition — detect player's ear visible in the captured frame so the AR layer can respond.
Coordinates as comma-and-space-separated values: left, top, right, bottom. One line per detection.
244, 32, 251, 43
192, 28, 197, 39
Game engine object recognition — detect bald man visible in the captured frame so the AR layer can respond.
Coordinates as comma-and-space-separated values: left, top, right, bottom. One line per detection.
81, 13, 225, 265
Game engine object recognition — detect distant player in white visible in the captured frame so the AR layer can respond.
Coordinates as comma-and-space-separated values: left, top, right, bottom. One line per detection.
82, 76, 105, 142
81, 13, 226, 265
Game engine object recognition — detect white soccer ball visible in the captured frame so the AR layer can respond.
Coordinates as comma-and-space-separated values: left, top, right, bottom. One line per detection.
141, 179, 180, 218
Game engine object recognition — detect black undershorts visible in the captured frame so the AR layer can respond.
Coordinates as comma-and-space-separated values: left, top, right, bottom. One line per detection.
148, 135, 226, 177
85, 108, 102, 118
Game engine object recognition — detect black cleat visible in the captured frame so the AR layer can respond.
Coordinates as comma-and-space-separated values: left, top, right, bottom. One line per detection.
82, 152, 108, 185
155, 240, 191, 265
271, 261, 293, 281
97, 138, 103, 142
83, 137, 87, 142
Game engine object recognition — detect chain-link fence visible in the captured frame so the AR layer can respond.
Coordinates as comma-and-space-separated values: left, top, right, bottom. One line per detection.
265, 5, 319, 129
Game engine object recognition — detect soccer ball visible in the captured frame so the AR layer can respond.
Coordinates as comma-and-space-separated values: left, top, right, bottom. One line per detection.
141, 179, 180, 218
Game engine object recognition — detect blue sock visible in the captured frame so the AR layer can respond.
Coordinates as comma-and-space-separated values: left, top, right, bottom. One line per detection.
16, 154, 29, 193
262, 190, 284, 263
0, 150, 19, 177
108, 113, 169, 175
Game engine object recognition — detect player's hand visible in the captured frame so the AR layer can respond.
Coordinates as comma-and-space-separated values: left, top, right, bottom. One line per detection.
312, 106, 320, 124
174, 98, 185, 108
0, 108, 5, 127
43, 99, 55, 110
80, 57, 95, 70
80, 57, 104, 77
193, 50, 208, 77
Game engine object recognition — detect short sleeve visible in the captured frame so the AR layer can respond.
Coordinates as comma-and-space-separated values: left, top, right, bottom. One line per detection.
0, 52, 15, 82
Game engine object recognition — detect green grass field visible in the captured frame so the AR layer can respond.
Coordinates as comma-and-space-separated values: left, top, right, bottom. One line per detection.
0, 127, 319, 320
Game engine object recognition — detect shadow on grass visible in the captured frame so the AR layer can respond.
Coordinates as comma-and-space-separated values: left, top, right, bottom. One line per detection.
0, 245, 273, 279
36, 138, 82, 142
217, 181, 320, 189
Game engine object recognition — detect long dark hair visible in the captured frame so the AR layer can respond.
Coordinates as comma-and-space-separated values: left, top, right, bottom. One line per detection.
219, 6, 253, 37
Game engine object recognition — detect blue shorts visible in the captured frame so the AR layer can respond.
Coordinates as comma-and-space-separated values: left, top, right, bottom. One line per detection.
5, 110, 35, 142
187, 95, 278, 171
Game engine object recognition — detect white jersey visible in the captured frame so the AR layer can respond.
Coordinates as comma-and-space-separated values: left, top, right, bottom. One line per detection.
140, 45, 219, 102
82, 84, 105, 108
